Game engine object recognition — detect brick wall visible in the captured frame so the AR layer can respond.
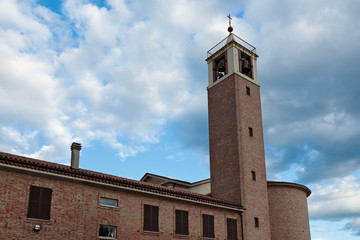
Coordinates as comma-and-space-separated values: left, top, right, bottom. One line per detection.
267, 183, 311, 240
208, 72, 271, 240
0, 168, 243, 240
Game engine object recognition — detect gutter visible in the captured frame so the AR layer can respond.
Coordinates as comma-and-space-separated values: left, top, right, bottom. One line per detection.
0, 163, 243, 212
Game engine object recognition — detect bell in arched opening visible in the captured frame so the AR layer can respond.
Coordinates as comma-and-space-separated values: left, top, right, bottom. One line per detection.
217, 58, 225, 72
242, 58, 251, 76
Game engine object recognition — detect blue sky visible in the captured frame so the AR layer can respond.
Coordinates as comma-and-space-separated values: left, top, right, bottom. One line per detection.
1, 0, 360, 239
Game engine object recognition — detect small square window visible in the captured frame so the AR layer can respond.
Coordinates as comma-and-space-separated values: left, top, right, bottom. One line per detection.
254, 218, 259, 228
251, 171, 256, 181
249, 127, 253, 137
246, 86, 250, 96
99, 225, 116, 239
100, 198, 118, 207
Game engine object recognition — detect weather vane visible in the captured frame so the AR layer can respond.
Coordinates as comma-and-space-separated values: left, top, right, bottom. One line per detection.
227, 14, 233, 33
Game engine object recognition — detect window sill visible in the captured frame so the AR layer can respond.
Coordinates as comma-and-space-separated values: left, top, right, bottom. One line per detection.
142, 230, 159, 236
25, 218, 52, 224
99, 205, 119, 210
98, 237, 117, 240
100, 204, 118, 208
174, 233, 190, 239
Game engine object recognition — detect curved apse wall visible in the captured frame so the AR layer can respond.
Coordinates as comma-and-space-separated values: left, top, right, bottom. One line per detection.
267, 181, 311, 240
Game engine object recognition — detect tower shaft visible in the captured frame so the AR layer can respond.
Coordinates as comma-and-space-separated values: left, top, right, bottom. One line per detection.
207, 34, 271, 239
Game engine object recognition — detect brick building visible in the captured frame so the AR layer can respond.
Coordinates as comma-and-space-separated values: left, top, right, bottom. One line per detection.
0, 29, 311, 240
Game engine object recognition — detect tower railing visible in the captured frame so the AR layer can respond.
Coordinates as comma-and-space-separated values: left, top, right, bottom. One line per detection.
207, 33, 256, 58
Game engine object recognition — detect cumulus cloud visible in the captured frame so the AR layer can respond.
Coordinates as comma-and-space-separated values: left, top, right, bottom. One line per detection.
1, 0, 360, 185
0, 0, 237, 162
309, 176, 360, 235
252, 0, 360, 183
345, 218, 360, 236
1, 1, 360, 238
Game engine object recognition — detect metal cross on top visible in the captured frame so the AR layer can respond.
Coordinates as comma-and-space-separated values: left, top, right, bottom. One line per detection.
227, 14, 232, 26
227, 14, 233, 33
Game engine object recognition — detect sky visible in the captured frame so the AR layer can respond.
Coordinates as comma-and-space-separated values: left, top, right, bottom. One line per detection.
0, 0, 359, 239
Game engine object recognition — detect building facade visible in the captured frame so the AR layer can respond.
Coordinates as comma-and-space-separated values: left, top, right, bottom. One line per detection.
0, 30, 311, 240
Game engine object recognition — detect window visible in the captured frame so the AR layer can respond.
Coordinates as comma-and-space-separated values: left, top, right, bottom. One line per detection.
99, 225, 116, 239
246, 86, 250, 96
27, 186, 52, 220
251, 171, 256, 181
249, 127, 253, 137
143, 204, 159, 232
202, 214, 214, 238
100, 197, 118, 207
254, 217, 259, 228
227, 218, 238, 240
175, 210, 189, 235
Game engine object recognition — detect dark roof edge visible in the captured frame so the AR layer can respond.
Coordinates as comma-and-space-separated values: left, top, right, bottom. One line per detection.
0, 152, 242, 211
140, 172, 210, 186
267, 180, 312, 197
140, 172, 192, 186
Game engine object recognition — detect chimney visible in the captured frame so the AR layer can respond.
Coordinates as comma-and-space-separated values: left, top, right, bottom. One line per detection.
70, 142, 81, 169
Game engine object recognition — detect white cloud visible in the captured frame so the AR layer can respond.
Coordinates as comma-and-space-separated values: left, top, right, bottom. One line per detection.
1, 1, 360, 238
345, 218, 360, 236
0, 0, 227, 161
310, 176, 360, 218
264, 110, 360, 146
309, 176, 360, 235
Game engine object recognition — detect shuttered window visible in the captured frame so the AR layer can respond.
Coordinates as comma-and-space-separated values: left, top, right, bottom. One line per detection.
27, 186, 52, 220
227, 218, 238, 240
202, 214, 214, 238
143, 204, 159, 232
175, 210, 189, 235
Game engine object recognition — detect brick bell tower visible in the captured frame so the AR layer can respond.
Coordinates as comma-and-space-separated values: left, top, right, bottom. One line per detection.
206, 19, 272, 239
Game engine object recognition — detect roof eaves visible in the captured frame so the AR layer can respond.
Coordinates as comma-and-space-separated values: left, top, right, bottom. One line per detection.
0, 152, 243, 210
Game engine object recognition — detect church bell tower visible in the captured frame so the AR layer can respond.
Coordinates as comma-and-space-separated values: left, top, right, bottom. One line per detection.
206, 20, 272, 239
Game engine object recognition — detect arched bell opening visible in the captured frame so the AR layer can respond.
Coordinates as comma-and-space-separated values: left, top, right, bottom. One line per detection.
240, 51, 253, 79
212, 53, 227, 82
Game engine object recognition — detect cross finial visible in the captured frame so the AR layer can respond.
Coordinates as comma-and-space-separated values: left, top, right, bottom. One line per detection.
227, 14, 232, 27
227, 14, 233, 33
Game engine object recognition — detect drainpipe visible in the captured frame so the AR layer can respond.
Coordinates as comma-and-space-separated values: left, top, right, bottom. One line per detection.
240, 211, 245, 240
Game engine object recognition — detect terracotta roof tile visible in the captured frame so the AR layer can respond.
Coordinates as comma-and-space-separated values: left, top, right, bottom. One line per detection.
0, 152, 243, 210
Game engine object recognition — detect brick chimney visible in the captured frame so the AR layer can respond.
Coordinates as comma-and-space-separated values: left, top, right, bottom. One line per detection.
70, 142, 81, 169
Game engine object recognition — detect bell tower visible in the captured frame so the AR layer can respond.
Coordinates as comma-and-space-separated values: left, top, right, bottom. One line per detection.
206, 21, 271, 239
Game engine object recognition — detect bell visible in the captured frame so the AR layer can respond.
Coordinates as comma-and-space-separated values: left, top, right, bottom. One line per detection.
217, 59, 225, 72
242, 59, 250, 75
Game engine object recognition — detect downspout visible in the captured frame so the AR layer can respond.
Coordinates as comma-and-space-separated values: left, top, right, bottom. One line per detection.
240, 211, 245, 240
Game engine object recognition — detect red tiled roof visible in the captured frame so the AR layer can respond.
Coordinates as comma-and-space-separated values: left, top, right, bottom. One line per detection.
0, 152, 243, 210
